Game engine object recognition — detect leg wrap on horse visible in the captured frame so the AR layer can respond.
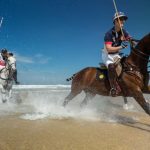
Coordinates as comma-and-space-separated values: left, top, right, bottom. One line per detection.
108, 63, 117, 96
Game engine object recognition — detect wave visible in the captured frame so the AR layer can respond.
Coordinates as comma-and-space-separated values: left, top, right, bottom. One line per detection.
12, 84, 71, 90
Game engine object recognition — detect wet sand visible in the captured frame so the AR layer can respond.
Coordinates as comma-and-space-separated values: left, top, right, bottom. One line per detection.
0, 112, 150, 150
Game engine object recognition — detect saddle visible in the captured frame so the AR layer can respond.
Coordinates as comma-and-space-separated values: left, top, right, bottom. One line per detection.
98, 58, 123, 77
97, 57, 124, 96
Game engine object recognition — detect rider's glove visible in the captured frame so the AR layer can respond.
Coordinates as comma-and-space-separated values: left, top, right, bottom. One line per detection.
121, 41, 128, 49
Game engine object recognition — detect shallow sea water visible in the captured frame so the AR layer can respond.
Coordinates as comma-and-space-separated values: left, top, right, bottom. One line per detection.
0, 85, 148, 122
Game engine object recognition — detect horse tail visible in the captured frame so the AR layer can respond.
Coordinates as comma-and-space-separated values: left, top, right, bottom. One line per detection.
66, 67, 91, 81
66, 74, 76, 81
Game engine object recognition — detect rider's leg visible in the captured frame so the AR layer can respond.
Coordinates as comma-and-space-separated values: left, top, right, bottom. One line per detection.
13, 70, 20, 84
108, 63, 117, 97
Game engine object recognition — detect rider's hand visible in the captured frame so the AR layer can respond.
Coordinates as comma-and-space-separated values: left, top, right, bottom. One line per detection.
121, 41, 128, 49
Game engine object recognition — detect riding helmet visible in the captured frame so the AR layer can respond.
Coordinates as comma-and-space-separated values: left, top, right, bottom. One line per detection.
1, 48, 8, 54
113, 12, 128, 22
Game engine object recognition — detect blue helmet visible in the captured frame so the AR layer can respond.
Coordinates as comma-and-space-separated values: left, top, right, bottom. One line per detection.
1, 48, 8, 54
113, 12, 128, 22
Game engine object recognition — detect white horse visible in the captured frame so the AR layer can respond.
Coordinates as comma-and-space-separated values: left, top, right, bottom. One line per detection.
0, 57, 16, 103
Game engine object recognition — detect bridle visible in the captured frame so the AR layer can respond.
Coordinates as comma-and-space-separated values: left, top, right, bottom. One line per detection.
0, 62, 15, 81
129, 39, 149, 61
123, 41, 150, 80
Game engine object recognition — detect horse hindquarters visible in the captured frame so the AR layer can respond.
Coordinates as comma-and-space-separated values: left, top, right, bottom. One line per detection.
63, 67, 95, 107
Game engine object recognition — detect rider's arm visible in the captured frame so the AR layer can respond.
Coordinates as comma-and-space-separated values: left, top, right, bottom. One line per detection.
105, 43, 122, 53
123, 30, 139, 47
104, 32, 123, 53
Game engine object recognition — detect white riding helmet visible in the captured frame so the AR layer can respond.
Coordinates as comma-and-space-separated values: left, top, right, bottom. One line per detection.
113, 12, 128, 22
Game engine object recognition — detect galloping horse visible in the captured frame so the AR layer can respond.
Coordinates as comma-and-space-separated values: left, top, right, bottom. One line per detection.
63, 33, 150, 115
0, 57, 16, 103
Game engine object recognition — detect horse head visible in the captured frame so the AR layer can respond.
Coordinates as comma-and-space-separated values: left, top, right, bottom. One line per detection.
135, 33, 150, 56
6, 56, 16, 77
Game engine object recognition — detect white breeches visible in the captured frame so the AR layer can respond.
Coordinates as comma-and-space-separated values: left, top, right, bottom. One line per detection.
102, 50, 121, 68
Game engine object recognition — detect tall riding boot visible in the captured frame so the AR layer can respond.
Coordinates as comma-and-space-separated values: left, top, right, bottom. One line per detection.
108, 63, 117, 97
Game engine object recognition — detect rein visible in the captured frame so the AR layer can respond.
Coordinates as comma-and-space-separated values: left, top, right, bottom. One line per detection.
121, 43, 150, 88
131, 47, 149, 61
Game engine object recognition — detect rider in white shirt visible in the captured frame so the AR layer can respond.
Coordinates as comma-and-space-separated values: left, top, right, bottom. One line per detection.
7, 52, 20, 84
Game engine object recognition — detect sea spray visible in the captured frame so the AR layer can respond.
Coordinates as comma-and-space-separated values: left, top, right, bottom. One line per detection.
0, 85, 140, 122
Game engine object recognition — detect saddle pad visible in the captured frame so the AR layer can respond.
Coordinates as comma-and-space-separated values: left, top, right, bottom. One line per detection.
96, 68, 108, 81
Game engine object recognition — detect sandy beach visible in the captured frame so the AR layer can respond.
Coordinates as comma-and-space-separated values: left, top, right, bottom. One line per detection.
0, 112, 150, 150
0, 86, 150, 150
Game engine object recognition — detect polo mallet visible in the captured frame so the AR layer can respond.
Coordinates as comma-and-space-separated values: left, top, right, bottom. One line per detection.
112, 0, 125, 40
0, 17, 4, 29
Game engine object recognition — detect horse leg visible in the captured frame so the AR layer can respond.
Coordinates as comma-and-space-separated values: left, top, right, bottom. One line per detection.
1, 85, 12, 103
1, 87, 7, 103
80, 92, 95, 108
63, 93, 75, 107
8, 81, 13, 100
119, 81, 128, 109
63, 88, 82, 107
8, 89, 12, 99
133, 90, 150, 115
123, 96, 128, 110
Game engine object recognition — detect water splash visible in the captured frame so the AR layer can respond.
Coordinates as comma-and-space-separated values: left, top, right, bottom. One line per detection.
0, 85, 143, 122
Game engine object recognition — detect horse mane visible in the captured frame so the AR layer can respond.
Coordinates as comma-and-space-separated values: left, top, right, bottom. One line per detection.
135, 33, 150, 52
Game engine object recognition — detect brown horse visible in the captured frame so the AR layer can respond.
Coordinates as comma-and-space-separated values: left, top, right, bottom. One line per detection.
63, 33, 150, 115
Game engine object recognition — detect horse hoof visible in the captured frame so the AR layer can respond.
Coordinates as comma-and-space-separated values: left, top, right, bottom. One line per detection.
123, 104, 128, 110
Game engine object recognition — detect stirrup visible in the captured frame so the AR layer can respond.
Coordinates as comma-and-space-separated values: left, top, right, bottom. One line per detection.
110, 88, 117, 97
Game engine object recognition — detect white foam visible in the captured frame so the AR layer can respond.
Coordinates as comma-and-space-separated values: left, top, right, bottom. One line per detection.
0, 85, 144, 122
20, 104, 100, 121
12, 84, 71, 89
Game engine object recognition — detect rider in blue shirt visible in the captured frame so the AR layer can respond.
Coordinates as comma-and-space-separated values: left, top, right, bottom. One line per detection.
102, 12, 131, 96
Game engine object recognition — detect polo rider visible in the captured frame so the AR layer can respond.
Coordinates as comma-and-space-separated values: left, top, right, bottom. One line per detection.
7, 52, 20, 84
102, 12, 132, 96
